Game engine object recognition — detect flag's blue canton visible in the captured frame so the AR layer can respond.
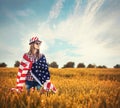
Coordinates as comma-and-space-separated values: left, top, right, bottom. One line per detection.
31, 55, 50, 85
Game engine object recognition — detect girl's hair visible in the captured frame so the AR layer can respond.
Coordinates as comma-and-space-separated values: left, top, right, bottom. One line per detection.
28, 43, 40, 59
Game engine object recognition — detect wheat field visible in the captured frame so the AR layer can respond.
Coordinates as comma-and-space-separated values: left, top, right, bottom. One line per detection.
0, 68, 120, 108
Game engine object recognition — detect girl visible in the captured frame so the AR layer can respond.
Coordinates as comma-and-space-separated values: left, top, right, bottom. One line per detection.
25, 37, 42, 93
11, 36, 56, 94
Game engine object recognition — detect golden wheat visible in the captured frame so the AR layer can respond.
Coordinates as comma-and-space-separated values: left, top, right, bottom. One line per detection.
0, 68, 120, 108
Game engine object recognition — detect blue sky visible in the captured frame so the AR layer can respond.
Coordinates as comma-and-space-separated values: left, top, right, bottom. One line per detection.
0, 0, 120, 68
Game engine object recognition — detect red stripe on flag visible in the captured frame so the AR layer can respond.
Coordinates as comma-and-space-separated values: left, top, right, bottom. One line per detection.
20, 62, 27, 67
18, 68, 22, 73
19, 80, 26, 83
16, 86, 23, 90
23, 68, 30, 70
47, 82, 51, 89
17, 76, 20, 79
52, 86, 56, 92
21, 74, 27, 77
29, 62, 32, 69
23, 54, 32, 70
16, 82, 19, 84
23, 54, 32, 63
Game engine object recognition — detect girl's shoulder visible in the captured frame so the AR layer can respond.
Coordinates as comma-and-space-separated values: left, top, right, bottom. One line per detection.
23, 53, 29, 57
39, 53, 45, 58
22, 53, 31, 59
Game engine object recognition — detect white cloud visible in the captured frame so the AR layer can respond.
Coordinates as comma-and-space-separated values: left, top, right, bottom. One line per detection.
74, 0, 82, 15
37, 0, 120, 67
49, 0, 65, 19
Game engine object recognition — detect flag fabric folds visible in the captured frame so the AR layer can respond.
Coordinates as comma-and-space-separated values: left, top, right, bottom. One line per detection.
16, 54, 32, 91
11, 53, 57, 93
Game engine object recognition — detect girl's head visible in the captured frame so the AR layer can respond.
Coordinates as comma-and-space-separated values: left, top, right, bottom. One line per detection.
28, 37, 42, 58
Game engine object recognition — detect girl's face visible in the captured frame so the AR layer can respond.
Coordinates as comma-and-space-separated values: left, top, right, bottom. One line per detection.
34, 41, 41, 49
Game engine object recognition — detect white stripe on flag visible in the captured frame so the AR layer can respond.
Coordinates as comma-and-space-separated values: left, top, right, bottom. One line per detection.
19, 65, 24, 70
17, 83, 24, 87
22, 58, 30, 65
19, 77, 26, 81
17, 79, 19, 82
22, 58, 31, 69
50, 83, 53, 90
17, 72, 21, 76
22, 70, 28, 74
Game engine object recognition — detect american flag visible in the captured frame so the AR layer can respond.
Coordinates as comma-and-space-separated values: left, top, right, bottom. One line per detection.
31, 55, 50, 86
11, 54, 57, 93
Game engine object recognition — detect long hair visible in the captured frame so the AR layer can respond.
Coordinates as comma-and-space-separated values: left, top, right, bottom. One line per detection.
28, 43, 40, 59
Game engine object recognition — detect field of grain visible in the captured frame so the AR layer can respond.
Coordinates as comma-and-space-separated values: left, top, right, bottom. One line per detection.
0, 68, 120, 108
